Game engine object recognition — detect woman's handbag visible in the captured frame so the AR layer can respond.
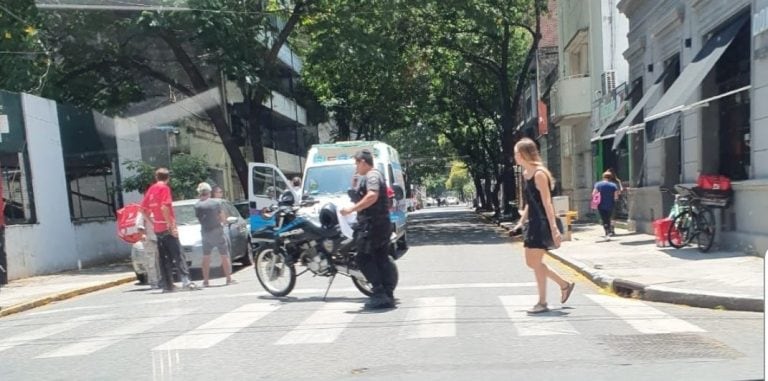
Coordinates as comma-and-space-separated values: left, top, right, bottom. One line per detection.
590, 192, 601, 210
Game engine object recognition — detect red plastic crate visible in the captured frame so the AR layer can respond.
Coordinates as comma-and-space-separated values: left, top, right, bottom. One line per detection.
653, 218, 679, 247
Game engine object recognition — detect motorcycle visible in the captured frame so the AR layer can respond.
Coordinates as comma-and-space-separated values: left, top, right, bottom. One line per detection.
251, 190, 399, 299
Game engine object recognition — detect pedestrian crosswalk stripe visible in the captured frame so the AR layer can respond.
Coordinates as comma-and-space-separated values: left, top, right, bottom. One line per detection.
586, 294, 706, 334
275, 302, 359, 345
401, 297, 456, 339
499, 295, 578, 336
36, 309, 193, 358
0, 314, 113, 353
153, 303, 281, 351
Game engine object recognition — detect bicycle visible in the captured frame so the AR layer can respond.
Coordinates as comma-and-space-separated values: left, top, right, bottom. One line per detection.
665, 185, 716, 252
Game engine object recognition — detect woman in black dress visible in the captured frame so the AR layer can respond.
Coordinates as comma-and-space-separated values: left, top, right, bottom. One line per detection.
511, 138, 575, 314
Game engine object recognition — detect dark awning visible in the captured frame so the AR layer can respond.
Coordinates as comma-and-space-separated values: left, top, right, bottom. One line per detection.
643, 13, 748, 141
592, 100, 628, 141
611, 82, 663, 150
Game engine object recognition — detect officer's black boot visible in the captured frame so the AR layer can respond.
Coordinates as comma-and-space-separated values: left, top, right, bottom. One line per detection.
364, 286, 394, 309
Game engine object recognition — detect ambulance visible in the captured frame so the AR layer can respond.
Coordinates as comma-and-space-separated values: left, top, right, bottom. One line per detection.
248, 141, 408, 250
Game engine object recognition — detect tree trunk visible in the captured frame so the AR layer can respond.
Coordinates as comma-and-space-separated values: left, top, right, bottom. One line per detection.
337, 116, 350, 141
158, 29, 250, 193
473, 174, 486, 210
490, 173, 502, 217
248, 103, 266, 163
500, 5, 542, 216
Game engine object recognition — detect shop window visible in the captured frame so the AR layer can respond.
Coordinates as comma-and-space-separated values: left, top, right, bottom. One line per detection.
1, 152, 36, 224
714, 19, 751, 181
58, 105, 121, 221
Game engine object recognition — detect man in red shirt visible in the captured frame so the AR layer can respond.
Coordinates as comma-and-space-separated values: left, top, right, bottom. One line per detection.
141, 167, 195, 292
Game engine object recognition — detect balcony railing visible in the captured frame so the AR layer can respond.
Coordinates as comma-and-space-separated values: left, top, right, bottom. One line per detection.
550, 75, 591, 125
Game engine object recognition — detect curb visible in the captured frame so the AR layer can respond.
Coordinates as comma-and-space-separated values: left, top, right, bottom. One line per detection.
0, 275, 137, 318
477, 211, 764, 312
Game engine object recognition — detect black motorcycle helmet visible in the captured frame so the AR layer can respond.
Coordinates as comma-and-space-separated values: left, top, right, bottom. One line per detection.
319, 203, 339, 228
278, 189, 295, 206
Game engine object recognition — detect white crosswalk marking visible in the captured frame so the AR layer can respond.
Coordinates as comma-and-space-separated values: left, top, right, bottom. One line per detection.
587, 294, 706, 334
401, 297, 456, 339
275, 302, 359, 345
499, 295, 578, 336
36, 309, 193, 358
0, 314, 113, 353
153, 303, 280, 350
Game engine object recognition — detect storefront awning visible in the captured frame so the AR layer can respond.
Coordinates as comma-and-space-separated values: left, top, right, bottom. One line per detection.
611, 82, 663, 150
592, 100, 628, 141
643, 13, 748, 141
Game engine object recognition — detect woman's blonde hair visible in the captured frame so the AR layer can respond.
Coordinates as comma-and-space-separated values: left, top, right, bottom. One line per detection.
515, 137, 555, 190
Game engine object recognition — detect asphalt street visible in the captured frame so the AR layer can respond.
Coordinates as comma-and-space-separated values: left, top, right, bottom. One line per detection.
0, 207, 763, 381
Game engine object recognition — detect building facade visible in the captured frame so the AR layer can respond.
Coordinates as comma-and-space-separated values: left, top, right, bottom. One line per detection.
616, 0, 767, 254
553, 0, 629, 217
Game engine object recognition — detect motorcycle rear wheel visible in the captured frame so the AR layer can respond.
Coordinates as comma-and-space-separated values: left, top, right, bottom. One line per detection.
351, 257, 399, 297
254, 248, 296, 297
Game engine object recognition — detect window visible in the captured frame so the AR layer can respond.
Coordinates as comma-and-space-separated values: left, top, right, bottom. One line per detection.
1, 152, 36, 224
252, 166, 278, 200
58, 104, 120, 221
0, 90, 36, 224
714, 19, 751, 181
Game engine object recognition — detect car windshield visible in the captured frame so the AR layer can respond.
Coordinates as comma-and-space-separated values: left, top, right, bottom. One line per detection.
303, 164, 356, 196
173, 204, 198, 226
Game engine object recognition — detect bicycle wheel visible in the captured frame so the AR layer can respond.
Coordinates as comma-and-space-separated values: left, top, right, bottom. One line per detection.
696, 207, 716, 253
668, 211, 694, 248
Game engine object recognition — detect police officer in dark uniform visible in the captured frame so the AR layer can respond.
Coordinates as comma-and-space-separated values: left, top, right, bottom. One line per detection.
341, 149, 396, 309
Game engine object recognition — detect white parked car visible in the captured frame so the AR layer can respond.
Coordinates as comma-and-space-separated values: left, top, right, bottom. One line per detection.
131, 199, 252, 284
446, 196, 459, 205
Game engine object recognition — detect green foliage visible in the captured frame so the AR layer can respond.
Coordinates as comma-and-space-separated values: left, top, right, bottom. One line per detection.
445, 161, 470, 195
121, 160, 156, 195
122, 154, 210, 200
423, 173, 447, 198
299, 0, 543, 206
169, 154, 211, 199
0, 0, 50, 94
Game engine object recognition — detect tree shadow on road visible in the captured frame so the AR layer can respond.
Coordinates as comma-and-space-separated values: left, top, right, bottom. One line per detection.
408, 210, 510, 247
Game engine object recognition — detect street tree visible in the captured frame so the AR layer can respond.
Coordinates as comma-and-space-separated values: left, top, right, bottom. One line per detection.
408, 0, 546, 216
298, 0, 545, 216
445, 161, 471, 199
0, 0, 320, 194
298, 0, 423, 141
122, 153, 210, 199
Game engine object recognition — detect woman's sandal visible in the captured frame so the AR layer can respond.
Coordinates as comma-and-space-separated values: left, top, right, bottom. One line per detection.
527, 303, 549, 314
561, 282, 575, 304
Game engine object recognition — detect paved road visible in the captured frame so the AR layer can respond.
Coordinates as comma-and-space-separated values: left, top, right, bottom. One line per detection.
0, 207, 763, 381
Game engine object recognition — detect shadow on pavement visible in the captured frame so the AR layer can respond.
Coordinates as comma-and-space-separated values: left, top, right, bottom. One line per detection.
618, 239, 658, 246
408, 210, 509, 247
657, 246, 748, 261
257, 295, 367, 304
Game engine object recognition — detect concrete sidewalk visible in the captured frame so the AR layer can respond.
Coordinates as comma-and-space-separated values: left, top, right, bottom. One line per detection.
0, 261, 136, 317
486, 213, 764, 312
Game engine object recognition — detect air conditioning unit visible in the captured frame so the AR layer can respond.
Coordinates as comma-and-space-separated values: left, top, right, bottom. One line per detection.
601, 71, 616, 95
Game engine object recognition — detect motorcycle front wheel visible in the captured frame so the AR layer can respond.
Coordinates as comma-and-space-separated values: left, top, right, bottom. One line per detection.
254, 248, 296, 297
351, 256, 399, 297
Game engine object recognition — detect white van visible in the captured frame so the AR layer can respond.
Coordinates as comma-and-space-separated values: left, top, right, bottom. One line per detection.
247, 141, 408, 249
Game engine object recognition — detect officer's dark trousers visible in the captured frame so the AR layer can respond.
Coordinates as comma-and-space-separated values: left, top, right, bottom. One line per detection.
355, 220, 396, 297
